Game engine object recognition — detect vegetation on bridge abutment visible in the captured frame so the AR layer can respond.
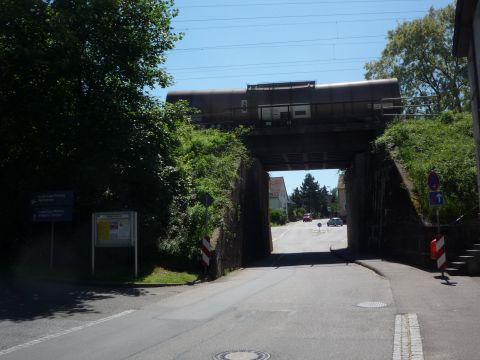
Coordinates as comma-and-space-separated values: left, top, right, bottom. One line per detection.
374, 112, 477, 223
159, 105, 250, 263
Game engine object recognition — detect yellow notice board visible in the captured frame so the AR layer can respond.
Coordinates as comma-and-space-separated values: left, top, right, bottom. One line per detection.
97, 221, 110, 241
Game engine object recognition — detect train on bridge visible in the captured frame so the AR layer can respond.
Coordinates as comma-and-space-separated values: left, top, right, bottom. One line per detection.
166, 79, 402, 128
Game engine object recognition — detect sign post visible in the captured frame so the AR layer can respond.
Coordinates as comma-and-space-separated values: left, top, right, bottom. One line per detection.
31, 191, 74, 269
427, 171, 447, 279
199, 192, 214, 275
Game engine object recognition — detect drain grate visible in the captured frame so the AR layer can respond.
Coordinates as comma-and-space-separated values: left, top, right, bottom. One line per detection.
356, 301, 387, 308
214, 350, 271, 360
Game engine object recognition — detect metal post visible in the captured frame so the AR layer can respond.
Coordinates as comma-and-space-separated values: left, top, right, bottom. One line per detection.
91, 214, 95, 276
205, 205, 209, 235
436, 208, 440, 236
134, 212, 138, 279
436, 208, 445, 279
50, 222, 54, 270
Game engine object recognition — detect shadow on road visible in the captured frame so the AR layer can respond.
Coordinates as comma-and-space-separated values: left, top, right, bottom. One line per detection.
248, 251, 347, 268
0, 278, 147, 322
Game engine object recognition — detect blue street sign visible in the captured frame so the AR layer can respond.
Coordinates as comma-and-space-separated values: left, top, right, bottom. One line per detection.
32, 207, 73, 222
427, 171, 440, 191
428, 191, 444, 206
32, 191, 74, 222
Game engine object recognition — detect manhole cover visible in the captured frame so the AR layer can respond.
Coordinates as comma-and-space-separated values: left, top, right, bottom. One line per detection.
356, 301, 387, 308
214, 350, 271, 360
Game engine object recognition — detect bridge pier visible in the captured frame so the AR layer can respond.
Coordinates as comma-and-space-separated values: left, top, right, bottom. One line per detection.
243, 159, 272, 263
346, 152, 371, 252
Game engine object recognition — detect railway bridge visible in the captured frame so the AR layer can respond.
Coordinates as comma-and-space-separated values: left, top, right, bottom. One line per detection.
167, 79, 404, 269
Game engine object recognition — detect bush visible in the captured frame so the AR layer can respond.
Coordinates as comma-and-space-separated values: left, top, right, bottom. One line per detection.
270, 208, 287, 225
375, 112, 478, 222
159, 119, 249, 260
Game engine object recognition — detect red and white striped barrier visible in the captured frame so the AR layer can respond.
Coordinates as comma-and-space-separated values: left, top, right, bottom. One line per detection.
436, 235, 446, 270
201, 235, 211, 268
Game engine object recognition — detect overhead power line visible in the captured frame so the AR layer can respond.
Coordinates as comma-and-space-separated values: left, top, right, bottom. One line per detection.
171, 40, 385, 53
179, 0, 432, 9
173, 34, 385, 52
171, 60, 377, 75
175, 67, 362, 81
174, 10, 427, 23
176, 16, 419, 31
168, 56, 378, 71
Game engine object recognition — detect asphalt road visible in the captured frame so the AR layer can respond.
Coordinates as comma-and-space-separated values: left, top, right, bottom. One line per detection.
2, 220, 479, 359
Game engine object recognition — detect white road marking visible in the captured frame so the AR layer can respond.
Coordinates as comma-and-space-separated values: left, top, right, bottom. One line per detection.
0, 310, 136, 357
393, 313, 424, 360
272, 228, 290, 242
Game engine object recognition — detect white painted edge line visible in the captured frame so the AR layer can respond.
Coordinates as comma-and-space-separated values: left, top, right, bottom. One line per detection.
393, 313, 424, 360
272, 228, 290, 242
0, 309, 136, 357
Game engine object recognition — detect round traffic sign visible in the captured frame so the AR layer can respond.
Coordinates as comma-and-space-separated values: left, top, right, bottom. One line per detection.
427, 171, 440, 191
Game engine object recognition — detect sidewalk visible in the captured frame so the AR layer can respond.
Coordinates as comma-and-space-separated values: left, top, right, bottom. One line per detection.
331, 245, 480, 360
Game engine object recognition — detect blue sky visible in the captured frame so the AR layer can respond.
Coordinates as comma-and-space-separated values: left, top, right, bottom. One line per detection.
154, 0, 453, 195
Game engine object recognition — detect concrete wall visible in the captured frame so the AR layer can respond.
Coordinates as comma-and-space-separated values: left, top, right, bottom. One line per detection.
243, 159, 272, 263
346, 150, 435, 265
347, 150, 480, 269
345, 152, 370, 251
211, 159, 272, 277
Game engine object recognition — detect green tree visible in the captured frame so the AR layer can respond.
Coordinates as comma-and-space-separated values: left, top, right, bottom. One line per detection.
300, 174, 321, 213
288, 187, 303, 220
0, 0, 182, 260
288, 173, 331, 218
364, 5, 469, 114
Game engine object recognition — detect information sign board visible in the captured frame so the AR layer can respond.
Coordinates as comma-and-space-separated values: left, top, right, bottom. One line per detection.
92, 211, 138, 277
93, 212, 136, 247
31, 191, 73, 222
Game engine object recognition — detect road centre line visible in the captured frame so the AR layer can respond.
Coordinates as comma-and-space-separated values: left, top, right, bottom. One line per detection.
0, 310, 136, 357
393, 313, 424, 360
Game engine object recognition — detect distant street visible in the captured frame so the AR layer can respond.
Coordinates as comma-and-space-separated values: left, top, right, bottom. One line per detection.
2, 220, 480, 359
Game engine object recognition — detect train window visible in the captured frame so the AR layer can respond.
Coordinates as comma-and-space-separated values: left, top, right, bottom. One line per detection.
241, 100, 248, 113
292, 105, 311, 119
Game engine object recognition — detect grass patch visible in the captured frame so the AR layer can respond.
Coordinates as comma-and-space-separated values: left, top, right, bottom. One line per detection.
10, 261, 199, 285
136, 266, 197, 284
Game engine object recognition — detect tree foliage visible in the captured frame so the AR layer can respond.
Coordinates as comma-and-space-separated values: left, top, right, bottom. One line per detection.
364, 5, 470, 114
160, 114, 249, 260
270, 208, 287, 226
289, 174, 330, 219
0, 0, 182, 258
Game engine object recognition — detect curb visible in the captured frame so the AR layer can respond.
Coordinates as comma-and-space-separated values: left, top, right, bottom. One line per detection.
330, 246, 386, 278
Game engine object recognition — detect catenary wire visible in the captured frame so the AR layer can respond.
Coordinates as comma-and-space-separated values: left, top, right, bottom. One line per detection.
174, 10, 428, 23
175, 67, 363, 81
169, 57, 378, 70
175, 16, 419, 31
172, 34, 385, 51
170, 40, 385, 54
170, 60, 375, 74
178, 0, 438, 9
